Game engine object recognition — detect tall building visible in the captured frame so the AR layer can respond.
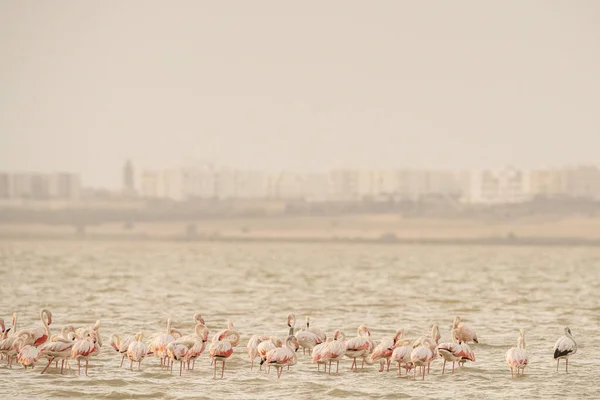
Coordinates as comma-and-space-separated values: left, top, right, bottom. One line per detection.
463, 167, 532, 204
123, 160, 136, 195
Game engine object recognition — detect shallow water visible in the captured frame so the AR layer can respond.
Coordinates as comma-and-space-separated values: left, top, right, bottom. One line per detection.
0, 241, 599, 399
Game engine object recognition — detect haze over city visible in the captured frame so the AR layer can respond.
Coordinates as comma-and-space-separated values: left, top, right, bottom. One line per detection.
1, 1, 600, 188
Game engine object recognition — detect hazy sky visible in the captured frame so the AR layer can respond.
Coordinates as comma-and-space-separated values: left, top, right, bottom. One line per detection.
1, 1, 599, 188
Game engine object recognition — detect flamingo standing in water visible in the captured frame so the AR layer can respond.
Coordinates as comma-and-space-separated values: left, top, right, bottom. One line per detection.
452, 316, 478, 344
321, 330, 347, 375
257, 336, 283, 371
209, 328, 240, 379
410, 337, 436, 380
0, 313, 18, 365
184, 323, 209, 370
311, 337, 333, 372
390, 341, 414, 376
553, 327, 577, 372
264, 335, 300, 379
71, 329, 100, 376
345, 325, 374, 370
17, 309, 52, 347
370, 329, 405, 372
290, 314, 323, 356
305, 316, 326, 342
109, 333, 135, 368
506, 329, 529, 377
437, 328, 464, 374
16, 333, 40, 369
38, 332, 76, 374
247, 334, 270, 370
152, 318, 177, 368
127, 332, 149, 371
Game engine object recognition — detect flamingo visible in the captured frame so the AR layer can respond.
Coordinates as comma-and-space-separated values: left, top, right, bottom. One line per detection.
17, 309, 52, 347
553, 327, 577, 372
320, 330, 346, 375
290, 314, 323, 356
247, 334, 270, 370
109, 333, 135, 368
311, 338, 333, 372
390, 341, 414, 376
183, 323, 209, 371
345, 324, 374, 370
257, 336, 283, 371
38, 332, 76, 374
212, 321, 240, 347
506, 329, 529, 377
152, 318, 177, 367
410, 336, 436, 380
438, 328, 463, 374
457, 338, 476, 367
0, 312, 18, 365
452, 316, 478, 344
16, 333, 39, 369
265, 335, 300, 379
127, 332, 149, 371
370, 328, 405, 372
71, 329, 100, 376
209, 328, 239, 378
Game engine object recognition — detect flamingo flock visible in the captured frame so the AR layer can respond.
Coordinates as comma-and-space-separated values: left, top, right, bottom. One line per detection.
0, 310, 580, 379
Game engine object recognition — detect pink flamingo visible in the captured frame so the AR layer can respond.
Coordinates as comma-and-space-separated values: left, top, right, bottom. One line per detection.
410, 336, 436, 380
16, 333, 39, 369
452, 316, 478, 344
257, 336, 283, 371
438, 328, 463, 374
305, 316, 327, 342
247, 334, 270, 370
553, 327, 577, 372
209, 328, 240, 379
264, 335, 300, 379
17, 309, 52, 347
0, 313, 18, 364
109, 333, 135, 368
390, 340, 414, 376
38, 332, 76, 374
290, 314, 323, 356
311, 338, 333, 372
152, 318, 177, 367
345, 324, 374, 370
321, 330, 346, 375
370, 328, 405, 372
184, 323, 209, 370
506, 329, 529, 377
71, 330, 100, 376
127, 332, 149, 371
167, 338, 195, 376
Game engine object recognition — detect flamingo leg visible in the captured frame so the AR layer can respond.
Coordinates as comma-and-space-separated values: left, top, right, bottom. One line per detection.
452, 362, 455, 374
85, 360, 89, 377
328, 361, 332, 376
422, 365, 426, 380
387, 359, 391, 372
192, 358, 196, 370
130, 359, 133, 370
78, 360, 81, 375
428, 362, 430, 374
566, 358, 569, 373
55, 359, 58, 368
41, 357, 54, 374
213, 359, 217, 379
221, 360, 225, 379
442, 359, 446, 375
413, 366, 416, 379
351, 358, 356, 370
120, 355, 125, 368
251, 358, 254, 370
398, 362, 401, 376
556, 359, 559, 372
180, 360, 183, 376
361, 358, 365, 369
511, 367, 513, 377
277, 367, 282, 379
170, 359, 174, 374
60, 360, 65, 374
138, 360, 142, 370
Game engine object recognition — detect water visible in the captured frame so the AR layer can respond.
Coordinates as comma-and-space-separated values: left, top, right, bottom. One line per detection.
1, 241, 599, 399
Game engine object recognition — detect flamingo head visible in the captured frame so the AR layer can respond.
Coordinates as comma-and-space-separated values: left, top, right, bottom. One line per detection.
287, 313, 296, 328
565, 326, 572, 336
193, 313, 205, 325
0, 319, 4, 333
393, 328, 405, 342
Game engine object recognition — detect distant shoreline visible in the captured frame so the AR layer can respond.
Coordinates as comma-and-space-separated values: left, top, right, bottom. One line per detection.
2, 232, 600, 246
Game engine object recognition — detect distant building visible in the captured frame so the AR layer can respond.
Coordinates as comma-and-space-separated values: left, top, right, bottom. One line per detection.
564, 165, 600, 199
0, 172, 80, 200
463, 167, 532, 204
123, 160, 136, 196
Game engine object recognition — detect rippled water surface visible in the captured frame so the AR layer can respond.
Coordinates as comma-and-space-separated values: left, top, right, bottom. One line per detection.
1, 241, 599, 399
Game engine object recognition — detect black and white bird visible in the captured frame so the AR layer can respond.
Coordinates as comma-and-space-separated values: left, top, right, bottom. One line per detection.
553, 326, 577, 372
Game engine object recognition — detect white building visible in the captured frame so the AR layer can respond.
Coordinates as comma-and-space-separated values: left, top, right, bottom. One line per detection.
463, 167, 532, 204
